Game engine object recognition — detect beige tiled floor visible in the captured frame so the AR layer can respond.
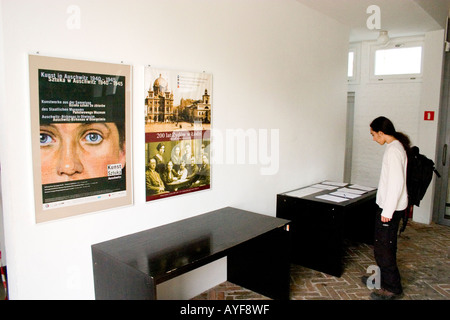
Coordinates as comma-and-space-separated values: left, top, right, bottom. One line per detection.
193, 221, 450, 300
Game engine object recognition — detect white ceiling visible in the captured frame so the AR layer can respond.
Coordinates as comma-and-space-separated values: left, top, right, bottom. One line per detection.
296, 0, 450, 42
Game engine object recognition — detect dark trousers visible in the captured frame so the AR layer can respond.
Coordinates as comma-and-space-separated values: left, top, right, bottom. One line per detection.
374, 207, 403, 294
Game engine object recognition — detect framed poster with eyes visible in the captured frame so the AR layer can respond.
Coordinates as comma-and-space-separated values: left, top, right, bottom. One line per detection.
29, 55, 132, 223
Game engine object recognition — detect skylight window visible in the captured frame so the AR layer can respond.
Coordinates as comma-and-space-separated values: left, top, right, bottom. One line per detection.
370, 38, 424, 82
374, 46, 422, 76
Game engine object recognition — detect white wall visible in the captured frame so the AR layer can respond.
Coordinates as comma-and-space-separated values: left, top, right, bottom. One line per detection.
0, 0, 349, 299
415, 30, 445, 224
0, 0, 5, 268
349, 30, 444, 224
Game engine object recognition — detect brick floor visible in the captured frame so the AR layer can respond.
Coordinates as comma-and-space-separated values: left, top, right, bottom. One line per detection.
192, 221, 450, 300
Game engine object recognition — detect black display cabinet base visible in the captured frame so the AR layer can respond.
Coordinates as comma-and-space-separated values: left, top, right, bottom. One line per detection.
92, 207, 291, 300
277, 182, 377, 277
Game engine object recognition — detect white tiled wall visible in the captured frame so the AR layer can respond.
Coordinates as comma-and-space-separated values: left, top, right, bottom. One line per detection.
349, 30, 444, 224
350, 40, 422, 188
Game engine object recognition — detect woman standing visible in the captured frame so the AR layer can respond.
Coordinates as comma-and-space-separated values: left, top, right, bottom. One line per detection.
369, 116, 410, 300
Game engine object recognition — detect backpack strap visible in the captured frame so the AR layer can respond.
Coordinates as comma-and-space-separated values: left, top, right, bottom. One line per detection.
434, 168, 441, 178
399, 205, 413, 235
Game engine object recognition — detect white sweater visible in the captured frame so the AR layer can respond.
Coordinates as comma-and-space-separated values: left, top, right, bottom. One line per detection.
376, 139, 408, 219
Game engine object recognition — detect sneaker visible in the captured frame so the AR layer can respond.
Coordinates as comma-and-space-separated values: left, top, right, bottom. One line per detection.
370, 288, 403, 300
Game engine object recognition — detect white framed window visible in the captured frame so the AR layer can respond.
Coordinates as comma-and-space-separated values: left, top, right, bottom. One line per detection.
369, 37, 424, 82
348, 43, 360, 84
348, 51, 355, 77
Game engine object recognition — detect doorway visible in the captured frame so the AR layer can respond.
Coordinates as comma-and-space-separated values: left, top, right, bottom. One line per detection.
434, 34, 450, 227
344, 92, 355, 183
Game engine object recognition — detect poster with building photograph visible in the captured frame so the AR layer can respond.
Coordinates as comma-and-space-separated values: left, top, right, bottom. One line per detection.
29, 55, 132, 223
145, 67, 212, 201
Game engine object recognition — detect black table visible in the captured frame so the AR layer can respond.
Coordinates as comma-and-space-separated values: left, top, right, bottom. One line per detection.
92, 207, 291, 300
276, 182, 377, 277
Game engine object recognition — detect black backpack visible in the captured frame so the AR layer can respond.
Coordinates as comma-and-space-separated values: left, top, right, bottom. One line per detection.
401, 146, 441, 233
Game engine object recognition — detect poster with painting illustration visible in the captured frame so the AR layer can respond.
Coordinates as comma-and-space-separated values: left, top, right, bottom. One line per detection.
144, 67, 212, 202
29, 55, 132, 223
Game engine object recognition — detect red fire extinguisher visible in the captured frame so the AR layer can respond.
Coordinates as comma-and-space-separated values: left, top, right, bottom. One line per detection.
0, 250, 7, 300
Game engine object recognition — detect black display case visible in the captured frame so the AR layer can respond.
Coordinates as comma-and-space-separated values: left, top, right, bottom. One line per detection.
276, 182, 377, 277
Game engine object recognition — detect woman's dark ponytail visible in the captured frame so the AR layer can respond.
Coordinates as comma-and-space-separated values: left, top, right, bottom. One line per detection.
370, 116, 411, 153
393, 131, 411, 153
